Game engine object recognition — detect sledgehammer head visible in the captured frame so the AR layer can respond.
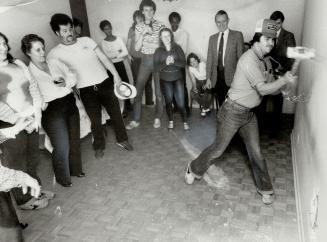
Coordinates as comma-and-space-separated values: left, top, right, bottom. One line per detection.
287, 47, 315, 59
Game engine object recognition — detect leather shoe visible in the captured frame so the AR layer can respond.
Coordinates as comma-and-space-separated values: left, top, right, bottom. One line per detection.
116, 141, 133, 151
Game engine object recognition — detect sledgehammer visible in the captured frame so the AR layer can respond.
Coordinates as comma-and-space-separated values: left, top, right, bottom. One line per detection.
281, 47, 315, 101
287, 46, 315, 75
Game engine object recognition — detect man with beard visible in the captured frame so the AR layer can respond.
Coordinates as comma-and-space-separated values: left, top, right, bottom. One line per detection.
185, 19, 297, 205
48, 14, 132, 159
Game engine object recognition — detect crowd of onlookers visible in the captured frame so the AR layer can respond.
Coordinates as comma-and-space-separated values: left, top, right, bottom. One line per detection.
0, 0, 297, 240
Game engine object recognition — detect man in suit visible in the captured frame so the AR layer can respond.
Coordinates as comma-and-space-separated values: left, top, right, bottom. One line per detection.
205, 10, 244, 106
259, 10, 296, 137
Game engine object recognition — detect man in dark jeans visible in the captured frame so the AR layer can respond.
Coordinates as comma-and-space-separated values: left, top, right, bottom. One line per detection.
185, 19, 297, 205
48, 13, 132, 159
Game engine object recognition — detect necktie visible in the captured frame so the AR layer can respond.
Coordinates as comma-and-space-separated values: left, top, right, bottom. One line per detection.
218, 32, 224, 71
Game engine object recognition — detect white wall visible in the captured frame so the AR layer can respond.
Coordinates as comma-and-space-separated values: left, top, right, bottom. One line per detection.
291, 0, 327, 241
0, 0, 71, 62
85, 0, 305, 112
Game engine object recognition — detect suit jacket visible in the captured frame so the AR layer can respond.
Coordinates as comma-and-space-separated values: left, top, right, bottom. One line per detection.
206, 29, 244, 87
269, 28, 296, 73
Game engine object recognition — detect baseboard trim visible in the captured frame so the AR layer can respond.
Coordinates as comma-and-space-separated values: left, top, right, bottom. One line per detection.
291, 131, 305, 242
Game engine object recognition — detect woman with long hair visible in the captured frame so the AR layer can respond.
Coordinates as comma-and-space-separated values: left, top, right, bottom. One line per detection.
0, 32, 50, 210
153, 28, 190, 130
21, 34, 85, 187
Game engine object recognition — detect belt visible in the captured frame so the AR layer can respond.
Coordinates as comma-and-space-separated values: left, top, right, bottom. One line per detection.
225, 97, 252, 111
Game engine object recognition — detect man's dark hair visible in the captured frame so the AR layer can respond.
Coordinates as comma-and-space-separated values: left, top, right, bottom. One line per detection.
21, 34, 45, 58
50, 13, 73, 34
270, 11, 285, 22
73, 18, 83, 29
99, 20, 111, 31
249, 33, 263, 46
0, 32, 14, 63
186, 53, 200, 66
215, 10, 228, 20
139, 0, 156, 13
169, 12, 181, 23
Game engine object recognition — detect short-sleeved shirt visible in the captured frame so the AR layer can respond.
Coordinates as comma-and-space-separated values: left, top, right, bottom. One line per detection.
135, 19, 164, 55
101, 37, 128, 63
228, 48, 272, 108
47, 37, 108, 89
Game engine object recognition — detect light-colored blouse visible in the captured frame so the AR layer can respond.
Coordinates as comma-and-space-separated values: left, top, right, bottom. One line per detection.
29, 59, 76, 103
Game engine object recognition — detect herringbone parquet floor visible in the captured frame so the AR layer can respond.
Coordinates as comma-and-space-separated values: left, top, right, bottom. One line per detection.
21, 107, 298, 242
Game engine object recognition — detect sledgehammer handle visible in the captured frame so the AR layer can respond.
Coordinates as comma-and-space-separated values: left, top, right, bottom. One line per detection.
290, 59, 301, 76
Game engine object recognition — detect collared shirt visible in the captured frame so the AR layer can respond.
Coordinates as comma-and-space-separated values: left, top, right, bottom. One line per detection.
47, 37, 108, 89
29, 60, 76, 103
135, 19, 165, 55
228, 48, 273, 108
277, 29, 281, 38
172, 27, 188, 54
216, 28, 230, 66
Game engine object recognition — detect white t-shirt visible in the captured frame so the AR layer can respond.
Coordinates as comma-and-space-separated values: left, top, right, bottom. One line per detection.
173, 28, 188, 54
101, 37, 128, 63
47, 37, 108, 89
189, 61, 206, 81
29, 59, 76, 103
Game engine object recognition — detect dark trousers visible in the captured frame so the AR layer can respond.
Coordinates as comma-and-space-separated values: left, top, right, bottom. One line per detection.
131, 57, 154, 105
79, 77, 128, 150
214, 68, 229, 107
173, 68, 189, 114
113, 61, 132, 111
1, 131, 40, 205
161, 79, 187, 122
0, 192, 23, 242
42, 93, 82, 184
190, 79, 213, 110
257, 93, 283, 135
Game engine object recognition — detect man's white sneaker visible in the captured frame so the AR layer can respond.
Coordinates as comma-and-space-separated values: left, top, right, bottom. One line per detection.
168, 121, 174, 130
153, 118, 161, 128
183, 122, 190, 131
185, 163, 201, 185
257, 188, 275, 205
126, 121, 140, 130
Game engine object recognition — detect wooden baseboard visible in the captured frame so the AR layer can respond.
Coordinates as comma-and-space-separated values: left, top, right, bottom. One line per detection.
291, 131, 305, 242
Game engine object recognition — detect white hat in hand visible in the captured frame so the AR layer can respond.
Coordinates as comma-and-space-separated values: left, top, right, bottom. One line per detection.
114, 82, 137, 100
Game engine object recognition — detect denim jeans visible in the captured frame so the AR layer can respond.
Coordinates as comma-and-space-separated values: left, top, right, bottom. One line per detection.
161, 79, 187, 122
42, 93, 82, 185
132, 54, 163, 122
79, 77, 128, 150
131, 57, 154, 105
190, 98, 273, 192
